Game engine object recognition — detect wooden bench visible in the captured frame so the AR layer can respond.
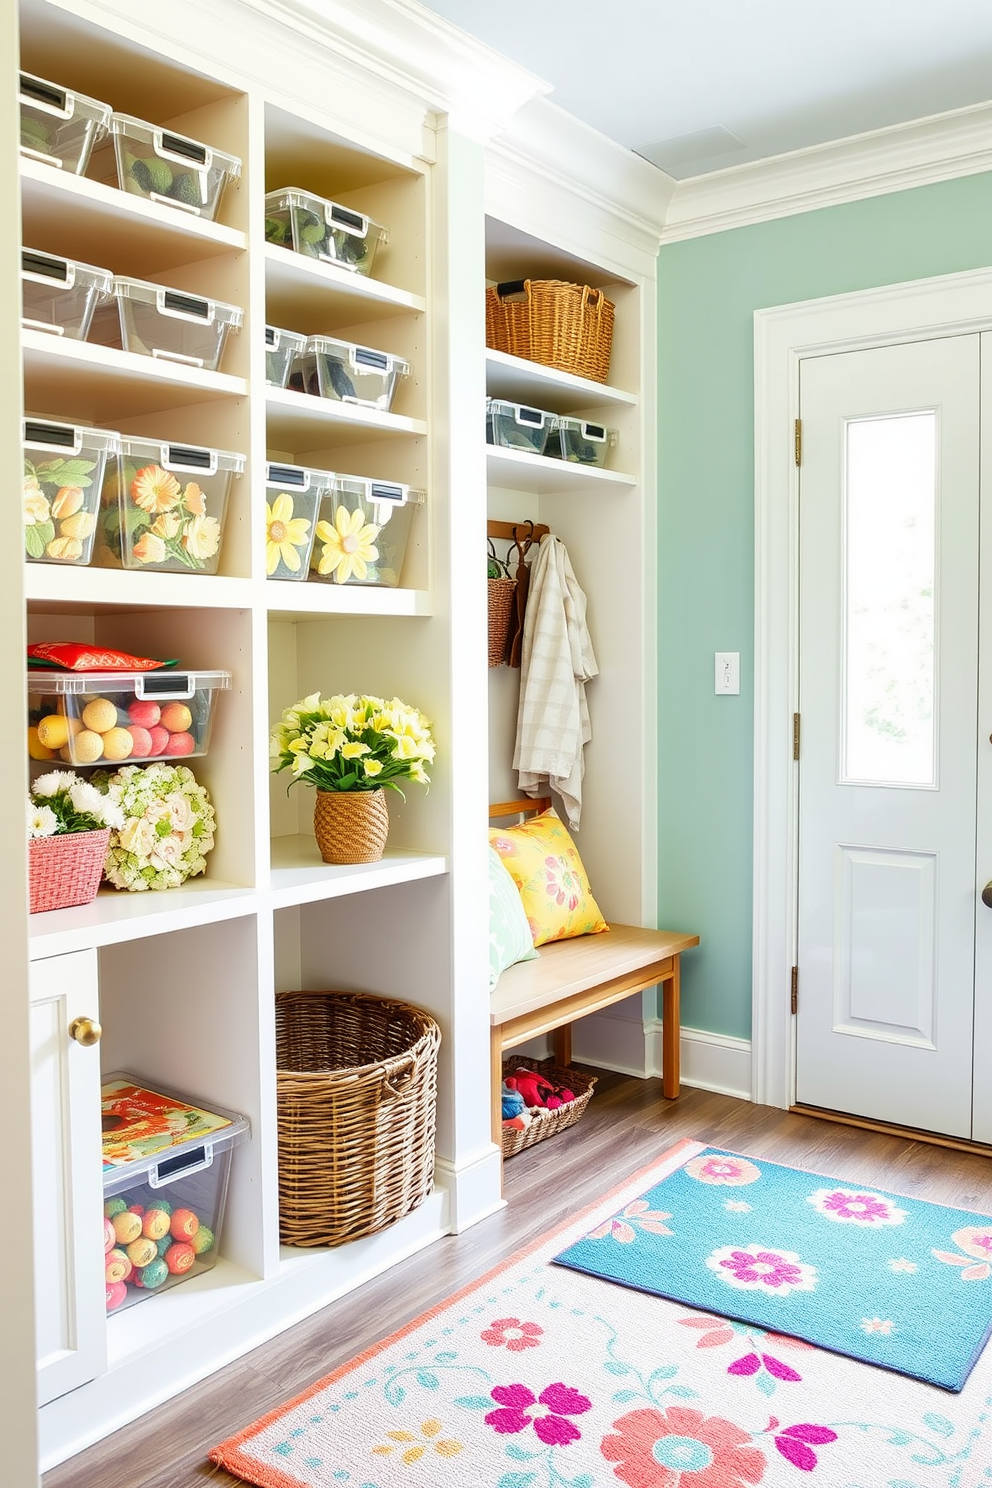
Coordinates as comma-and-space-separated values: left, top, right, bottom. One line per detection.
489, 800, 700, 1146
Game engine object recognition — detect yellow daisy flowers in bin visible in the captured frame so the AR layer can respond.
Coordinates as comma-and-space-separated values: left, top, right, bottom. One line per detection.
266, 491, 313, 576
314, 503, 380, 583
262, 462, 331, 581
310, 475, 424, 588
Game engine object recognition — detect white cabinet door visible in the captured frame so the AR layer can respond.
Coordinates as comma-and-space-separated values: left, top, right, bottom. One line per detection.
30, 950, 106, 1406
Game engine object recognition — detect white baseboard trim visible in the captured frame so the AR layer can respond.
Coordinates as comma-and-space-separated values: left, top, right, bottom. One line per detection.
651, 1023, 753, 1100
434, 1146, 505, 1232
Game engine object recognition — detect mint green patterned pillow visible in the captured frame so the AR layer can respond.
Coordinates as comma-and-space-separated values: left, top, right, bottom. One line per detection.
489, 844, 539, 989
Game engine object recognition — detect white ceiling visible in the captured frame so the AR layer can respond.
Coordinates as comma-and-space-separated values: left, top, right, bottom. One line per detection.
413, 0, 992, 177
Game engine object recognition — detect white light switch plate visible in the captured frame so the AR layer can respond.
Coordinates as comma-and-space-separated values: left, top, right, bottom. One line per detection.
715, 652, 740, 694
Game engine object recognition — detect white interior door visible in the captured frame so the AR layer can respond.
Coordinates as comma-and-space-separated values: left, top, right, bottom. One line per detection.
796, 335, 981, 1138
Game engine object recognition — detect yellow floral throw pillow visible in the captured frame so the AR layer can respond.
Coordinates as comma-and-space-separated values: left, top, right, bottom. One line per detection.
489, 807, 608, 946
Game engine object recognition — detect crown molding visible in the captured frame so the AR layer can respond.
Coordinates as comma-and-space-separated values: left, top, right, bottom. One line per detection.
72, 0, 550, 158
487, 98, 676, 279
248, 0, 552, 144
662, 100, 992, 244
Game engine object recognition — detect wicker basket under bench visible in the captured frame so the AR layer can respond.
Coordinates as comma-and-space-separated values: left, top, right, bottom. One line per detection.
490, 923, 700, 1157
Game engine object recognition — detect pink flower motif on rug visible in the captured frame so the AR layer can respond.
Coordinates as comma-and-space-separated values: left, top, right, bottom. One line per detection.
684, 1154, 761, 1187
706, 1245, 817, 1295
479, 1316, 543, 1351
600, 1405, 766, 1487
677, 1316, 811, 1392
932, 1224, 992, 1281
764, 1418, 838, 1471
807, 1187, 907, 1226
587, 1200, 674, 1244
484, 1381, 592, 1446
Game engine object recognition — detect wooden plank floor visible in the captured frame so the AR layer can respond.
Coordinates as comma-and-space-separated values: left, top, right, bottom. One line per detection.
44, 1071, 992, 1488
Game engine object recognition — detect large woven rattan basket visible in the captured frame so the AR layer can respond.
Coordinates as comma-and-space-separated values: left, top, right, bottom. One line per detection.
501, 1056, 597, 1159
485, 279, 615, 384
275, 990, 440, 1247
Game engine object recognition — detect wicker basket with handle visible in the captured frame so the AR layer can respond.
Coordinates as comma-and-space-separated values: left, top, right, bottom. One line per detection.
485, 279, 616, 384
501, 1055, 597, 1159
275, 990, 440, 1246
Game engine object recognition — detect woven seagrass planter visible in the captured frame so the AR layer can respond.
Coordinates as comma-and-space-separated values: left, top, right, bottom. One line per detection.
28, 827, 110, 914
313, 788, 389, 864
501, 1055, 597, 1159
275, 990, 441, 1247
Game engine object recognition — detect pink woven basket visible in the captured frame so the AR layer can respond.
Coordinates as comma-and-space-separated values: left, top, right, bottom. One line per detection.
29, 828, 110, 914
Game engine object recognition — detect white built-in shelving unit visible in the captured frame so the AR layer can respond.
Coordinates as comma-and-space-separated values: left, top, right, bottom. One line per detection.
1, 1, 668, 1479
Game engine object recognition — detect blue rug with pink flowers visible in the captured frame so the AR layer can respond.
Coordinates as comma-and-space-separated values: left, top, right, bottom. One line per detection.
552, 1146, 992, 1391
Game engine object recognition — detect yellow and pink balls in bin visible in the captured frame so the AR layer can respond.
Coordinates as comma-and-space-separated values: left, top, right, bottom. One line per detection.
103, 1195, 214, 1310
31, 698, 196, 766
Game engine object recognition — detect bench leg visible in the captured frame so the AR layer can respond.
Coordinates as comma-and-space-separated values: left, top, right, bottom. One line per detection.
492, 1030, 505, 1147
661, 955, 681, 1099
552, 1023, 572, 1067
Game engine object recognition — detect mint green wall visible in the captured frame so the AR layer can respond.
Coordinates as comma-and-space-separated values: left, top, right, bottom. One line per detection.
657, 171, 992, 1042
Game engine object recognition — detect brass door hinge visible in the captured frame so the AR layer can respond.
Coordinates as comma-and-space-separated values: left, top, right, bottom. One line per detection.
793, 712, 801, 760
791, 966, 798, 1015
795, 418, 802, 466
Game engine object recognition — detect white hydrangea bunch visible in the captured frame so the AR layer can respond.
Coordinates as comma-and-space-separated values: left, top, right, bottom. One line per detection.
101, 763, 216, 891
28, 770, 125, 838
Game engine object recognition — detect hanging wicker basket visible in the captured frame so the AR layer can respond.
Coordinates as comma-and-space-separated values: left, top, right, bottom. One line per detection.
501, 1055, 597, 1159
488, 576, 516, 666
275, 990, 440, 1247
485, 279, 616, 384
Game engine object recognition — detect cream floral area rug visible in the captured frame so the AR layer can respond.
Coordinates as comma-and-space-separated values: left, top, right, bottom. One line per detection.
210, 1137, 992, 1488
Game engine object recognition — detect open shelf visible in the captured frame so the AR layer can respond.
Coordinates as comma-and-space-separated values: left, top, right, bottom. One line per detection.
28, 881, 257, 961
269, 836, 447, 907
486, 445, 636, 493
25, 566, 255, 611
485, 349, 636, 413
264, 243, 425, 325
265, 582, 431, 618
265, 385, 426, 448
23, 329, 246, 421
20, 159, 247, 273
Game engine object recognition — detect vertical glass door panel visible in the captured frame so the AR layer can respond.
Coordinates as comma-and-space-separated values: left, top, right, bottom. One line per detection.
843, 410, 937, 786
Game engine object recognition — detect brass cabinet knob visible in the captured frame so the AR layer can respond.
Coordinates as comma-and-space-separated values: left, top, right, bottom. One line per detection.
68, 1016, 102, 1047
982, 885, 992, 910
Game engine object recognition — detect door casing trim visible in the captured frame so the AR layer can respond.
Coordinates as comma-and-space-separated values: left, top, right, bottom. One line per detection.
752, 267, 992, 1109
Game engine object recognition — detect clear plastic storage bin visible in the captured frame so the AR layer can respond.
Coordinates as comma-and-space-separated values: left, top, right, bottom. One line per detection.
19, 70, 111, 174
264, 462, 332, 580
265, 325, 307, 388
97, 436, 245, 574
29, 669, 231, 766
545, 415, 618, 467
110, 114, 241, 220
264, 188, 387, 276
288, 335, 409, 411
101, 1074, 249, 1313
90, 276, 243, 370
486, 397, 552, 455
24, 419, 119, 567
21, 249, 112, 340
310, 475, 423, 587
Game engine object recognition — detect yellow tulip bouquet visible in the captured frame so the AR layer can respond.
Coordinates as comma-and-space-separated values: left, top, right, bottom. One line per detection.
270, 692, 435, 796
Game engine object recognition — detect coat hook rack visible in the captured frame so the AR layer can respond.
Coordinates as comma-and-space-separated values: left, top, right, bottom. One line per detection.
486, 519, 550, 545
